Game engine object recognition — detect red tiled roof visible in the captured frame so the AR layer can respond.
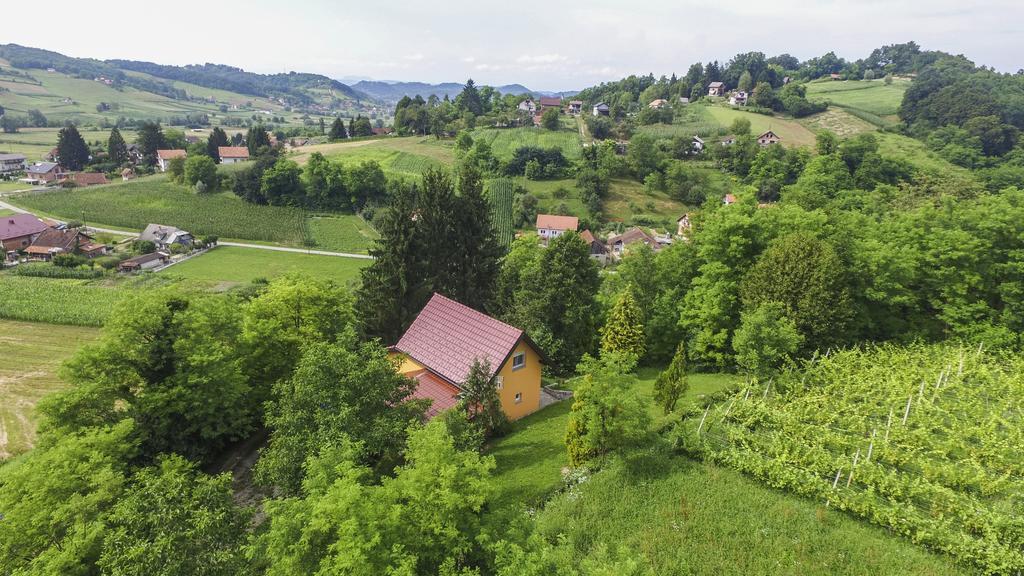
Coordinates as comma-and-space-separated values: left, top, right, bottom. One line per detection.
538, 96, 562, 107
156, 149, 186, 160
218, 146, 250, 159
408, 369, 461, 418
580, 229, 596, 243
535, 214, 579, 232
394, 293, 526, 385
0, 213, 48, 241
71, 172, 109, 186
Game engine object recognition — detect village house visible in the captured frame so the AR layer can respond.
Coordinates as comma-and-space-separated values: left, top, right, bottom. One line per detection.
0, 213, 49, 259
830, 73, 842, 80
679, 96, 690, 105
139, 223, 193, 250
649, 98, 669, 109
125, 143, 145, 164
691, 136, 705, 153
723, 193, 738, 205
218, 146, 250, 164
0, 153, 26, 174
26, 227, 106, 260
708, 81, 726, 97
580, 229, 608, 265
567, 100, 583, 115
729, 91, 748, 106
390, 293, 546, 420
118, 251, 170, 273
757, 130, 782, 146
121, 168, 136, 181
608, 227, 659, 257
23, 162, 62, 184
676, 213, 692, 236
592, 102, 610, 116
156, 149, 186, 172
720, 135, 737, 146
538, 96, 562, 111
517, 98, 536, 114
66, 172, 109, 187
535, 214, 579, 242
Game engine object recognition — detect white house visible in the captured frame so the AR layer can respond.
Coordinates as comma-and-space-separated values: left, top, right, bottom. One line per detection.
517, 98, 536, 114
535, 214, 579, 241
592, 102, 610, 116
218, 146, 250, 164
729, 91, 748, 106
156, 149, 186, 172
708, 82, 726, 97
691, 136, 705, 153
0, 153, 26, 174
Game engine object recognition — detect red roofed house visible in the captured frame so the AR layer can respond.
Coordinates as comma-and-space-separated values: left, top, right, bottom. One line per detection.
156, 149, 186, 172
26, 227, 107, 260
535, 214, 579, 242
218, 146, 250, 164
390, 293, 545, 420
580, 229, 608, 265
607, 226, 659, 258
67, 172, 110, 187
723, 193, 738, 205
538, 96, 562, 111
1, 213, 49, 259
757, 130, 782, 146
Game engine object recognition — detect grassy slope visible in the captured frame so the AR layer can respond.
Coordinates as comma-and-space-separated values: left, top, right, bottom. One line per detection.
308, 215, 378, 254
704, 106, 818, 148
486, 369, 967, 575
288, 137, 455, 177
470, 117, 583, 161
162, 246, 369, 285
0, 320, 100, 459
805, 78, 910, 119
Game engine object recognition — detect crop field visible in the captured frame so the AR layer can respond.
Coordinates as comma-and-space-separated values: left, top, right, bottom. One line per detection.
289, 137, 454, 178
485, 178, 516, 245
705, 106, 818, 148
0, 320, 100, 459
604, 177, 703, 230
638, 104, 722, 140
805, 78, 909, 119
307, 215, 378, 253
681, 344, 1023, 573
799, 108, 878, 138
9, 176, 312, 245
0, 275, 134, 326
162, 246, 369, 285
0, 127, 125, 160
470, 125, 583, 160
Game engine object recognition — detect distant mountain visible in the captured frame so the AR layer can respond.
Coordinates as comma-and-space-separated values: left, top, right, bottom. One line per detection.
353, 80, 548, 104
0, 44, 372, 110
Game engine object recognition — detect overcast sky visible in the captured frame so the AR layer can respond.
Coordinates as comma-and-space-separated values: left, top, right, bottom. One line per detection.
5, 0, 1021, 91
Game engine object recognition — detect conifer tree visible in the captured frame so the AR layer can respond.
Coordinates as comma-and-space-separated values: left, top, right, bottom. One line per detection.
600, 287, 646, 361
56, 125, 90, 171
653, 342, 688, 414
328, 117, 347, 140
206, 127, 229, 162
450, 165, 502, 309
246, 125, 271, 155
107, 127, 128, 166
458, 359, 507, 437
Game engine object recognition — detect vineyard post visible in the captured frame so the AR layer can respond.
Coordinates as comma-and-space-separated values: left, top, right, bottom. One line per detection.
826, 468, 843, 508
957, 350, 964, 377
762, 379, 772, 400
885, 408, 893, 441
847, 448, 860, 487
696, 405, 710, 436
902, 395, 912, 425
866, 429, 876, 462
917, 378, 926, 403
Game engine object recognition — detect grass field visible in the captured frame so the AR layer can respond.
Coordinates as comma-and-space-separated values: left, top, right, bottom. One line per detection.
705, 106, 818, 148
470, 118, 583, 160
799, 108, 878, 138
0, 320, 99, 459
0, 127, 127, 160
307, 215, 378, 254
162, 246, 369, 285
805, 78, 910, 125
876, 132, 979, 188
485, 368, 966, 575
288, 137, 455, 179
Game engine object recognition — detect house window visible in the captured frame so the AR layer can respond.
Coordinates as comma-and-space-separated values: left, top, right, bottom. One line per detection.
514, 392, 522, 404
495, 376, 503, 390
512, 352, 526, 370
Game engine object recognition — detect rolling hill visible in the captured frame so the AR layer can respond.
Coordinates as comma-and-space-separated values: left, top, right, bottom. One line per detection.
350, 80, 577, 104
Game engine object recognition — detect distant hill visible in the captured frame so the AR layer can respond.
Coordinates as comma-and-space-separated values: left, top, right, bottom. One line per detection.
353, 80, 564, 103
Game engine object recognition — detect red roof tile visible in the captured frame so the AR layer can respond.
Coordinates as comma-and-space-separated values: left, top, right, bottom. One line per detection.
71, 172, 109, 186
218, 146, 250, 159
0, 213, 48, 241
538, 96, 562, 107
156, 149, 187, 160
535, 214, 579, 232
395, 293, 526, 385
408, 369, 462, 418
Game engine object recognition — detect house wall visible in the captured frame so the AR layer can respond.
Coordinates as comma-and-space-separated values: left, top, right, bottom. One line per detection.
2, 234, 36, 251
495, 339, 542, 421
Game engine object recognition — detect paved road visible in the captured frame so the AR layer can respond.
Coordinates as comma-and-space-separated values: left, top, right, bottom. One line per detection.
0, 198, 373, 260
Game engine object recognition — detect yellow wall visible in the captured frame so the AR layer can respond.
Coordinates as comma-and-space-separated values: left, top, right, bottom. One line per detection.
495, 340, 542, 421
389, 341, 543, 421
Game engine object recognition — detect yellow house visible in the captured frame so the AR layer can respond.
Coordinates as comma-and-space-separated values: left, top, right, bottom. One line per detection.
390, 293, 545, 421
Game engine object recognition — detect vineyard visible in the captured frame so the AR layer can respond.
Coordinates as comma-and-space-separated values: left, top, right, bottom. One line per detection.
10, 178, 310, 245
485, 178, 516, 246
678, 344, 1024, 574
470, 127, 583, 160
0, 276, 130, 326
306, 215, 379, 253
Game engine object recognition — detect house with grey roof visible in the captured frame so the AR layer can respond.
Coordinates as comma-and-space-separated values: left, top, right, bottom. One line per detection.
139, 223, 193, 250
0, 153, 26, 174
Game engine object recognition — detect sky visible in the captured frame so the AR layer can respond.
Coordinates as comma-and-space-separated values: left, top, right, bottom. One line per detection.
5, 0, 1022, 91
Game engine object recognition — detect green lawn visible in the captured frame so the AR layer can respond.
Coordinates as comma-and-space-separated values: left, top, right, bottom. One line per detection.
485, 368, 967, 574
805, 78, 910, 119
288, 137, 455, 179
161, 246, 369, 285
0, 320, 100, 459
705, 106, 818, 148
308, 215, 378, 254
470, 120, 583, 160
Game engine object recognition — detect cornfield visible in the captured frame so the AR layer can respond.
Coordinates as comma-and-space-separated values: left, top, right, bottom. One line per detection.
486, 178, 516, 247
0, 276, 126, 326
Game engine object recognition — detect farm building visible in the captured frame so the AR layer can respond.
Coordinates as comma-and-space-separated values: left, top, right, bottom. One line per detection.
139, 223, 193, 250
608, 227, 659, 257
156, 149, 186, 172
567, 100, 583, 115
517, 98, 536, 114
728, 91, 748, 106
390, 293, 546, 420
649, 99, 669, 109
0, 153, 26, 174
26, 227, 106, 260
592, 102, 610, 116
538, 96, 562, 111
757, 130, 782, 146
0, 213, 49, 257
580, 229, 608, 265
535, 214, 579, 242
66, 172, 109, 187
677, 213, 692, 236
118, 251, 170, 273
708, 81, 726, 97
23, 162, 62, 184
218, 147, 250, 164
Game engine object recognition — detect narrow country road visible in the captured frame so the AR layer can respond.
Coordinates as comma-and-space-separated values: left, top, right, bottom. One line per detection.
0, 197, 374, 260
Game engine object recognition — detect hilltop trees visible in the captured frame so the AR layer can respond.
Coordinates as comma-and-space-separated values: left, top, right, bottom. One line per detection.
246, 124, 271, 155
56, 124, 90, 170
457, 78, 484, 116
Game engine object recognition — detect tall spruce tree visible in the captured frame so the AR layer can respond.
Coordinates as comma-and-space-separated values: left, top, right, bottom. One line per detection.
450, 166, 502, 309
328, 117, 347, 141
56, 125, 90, 171
136, 121, 166, 165
600, 287, 646, 361
415, 168, 458, 296
246, 125, 271, 155
653, 342, 688, 414
206, 127, 229, 162
357, 182, 429, 343
107, 127, 128, 166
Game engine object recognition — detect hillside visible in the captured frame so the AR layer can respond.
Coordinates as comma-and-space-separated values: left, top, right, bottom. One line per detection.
353, 80, 536, 103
